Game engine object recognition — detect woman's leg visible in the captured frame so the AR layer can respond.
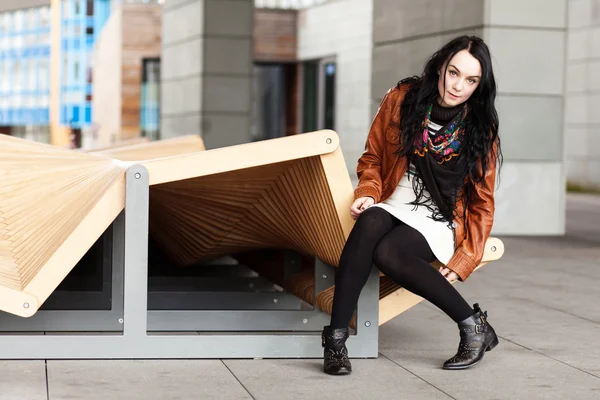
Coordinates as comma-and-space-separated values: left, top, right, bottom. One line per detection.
323, 207, 398, 375
373, 221, 473, 323
371, 221, 499, 370
329, 207, 398, 329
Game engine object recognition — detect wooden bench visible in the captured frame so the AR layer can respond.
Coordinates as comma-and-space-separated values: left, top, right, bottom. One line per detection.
88, 134, 206, 161
0, 131, 503, 324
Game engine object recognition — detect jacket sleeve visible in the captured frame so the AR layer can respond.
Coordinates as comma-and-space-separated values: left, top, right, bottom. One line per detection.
354, 88, 395, 202
446, 141, 498, 281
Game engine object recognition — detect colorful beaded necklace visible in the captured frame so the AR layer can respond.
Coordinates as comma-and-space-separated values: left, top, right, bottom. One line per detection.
414, 103, 468, 164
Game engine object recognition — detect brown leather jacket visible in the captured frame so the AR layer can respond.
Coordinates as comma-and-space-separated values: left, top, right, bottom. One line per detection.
354, 83, 498, 281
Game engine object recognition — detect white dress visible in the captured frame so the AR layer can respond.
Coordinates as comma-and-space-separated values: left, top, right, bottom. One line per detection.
370, 163, 455, 265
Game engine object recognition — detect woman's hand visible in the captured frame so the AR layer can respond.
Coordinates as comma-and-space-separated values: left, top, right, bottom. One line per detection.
350, 197, 375, 220
439, 266, 459, 283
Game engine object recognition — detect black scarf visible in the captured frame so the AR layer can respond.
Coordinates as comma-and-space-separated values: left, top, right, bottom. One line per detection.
409, 102, 469, 226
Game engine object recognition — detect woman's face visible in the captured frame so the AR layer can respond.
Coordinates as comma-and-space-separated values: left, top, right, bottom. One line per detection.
437, 50, 482, 107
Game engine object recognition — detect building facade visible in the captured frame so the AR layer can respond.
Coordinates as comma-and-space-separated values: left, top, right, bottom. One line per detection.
0, 0, 112, 146
92, 2, 162, 147
59, 0, 110, 130
565, 0, 600, 191
0, 2, 52, 141
0, 0, 586, 235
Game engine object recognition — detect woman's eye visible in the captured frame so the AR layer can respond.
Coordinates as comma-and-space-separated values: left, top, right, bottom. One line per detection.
449, 71, 457, 76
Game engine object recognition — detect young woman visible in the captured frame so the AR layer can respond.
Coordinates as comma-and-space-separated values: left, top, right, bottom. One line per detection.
321, 35, 502, 375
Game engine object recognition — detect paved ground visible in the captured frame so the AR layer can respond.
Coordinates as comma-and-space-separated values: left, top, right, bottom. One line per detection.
1, 193, 599, 400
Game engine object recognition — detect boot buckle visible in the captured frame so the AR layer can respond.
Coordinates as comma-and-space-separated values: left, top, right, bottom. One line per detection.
475, 324, 484, 334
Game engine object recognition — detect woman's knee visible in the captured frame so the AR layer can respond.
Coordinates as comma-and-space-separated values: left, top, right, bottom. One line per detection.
354, 207, 392, 234
373, 238, 398, 272
373, 239, 415, 277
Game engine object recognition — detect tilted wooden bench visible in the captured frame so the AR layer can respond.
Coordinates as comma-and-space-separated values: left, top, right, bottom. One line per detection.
88, 134, 206, 161
0, 131, 503, 324
0, 131, 350, 317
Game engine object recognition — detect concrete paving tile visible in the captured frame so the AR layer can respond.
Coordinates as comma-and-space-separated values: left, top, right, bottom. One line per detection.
467, 296, 600, 377
223, 356, 452, 400
454, 249, 600, 324
436, 235, 600, 377
566, 194, 600, 244
379, 304, 600, 400
0, 361, 47, 400
47, 360, 251, 400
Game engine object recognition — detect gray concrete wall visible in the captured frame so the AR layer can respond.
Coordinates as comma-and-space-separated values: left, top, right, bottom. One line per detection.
297, 0, 374, 173
372, 0, 567, 235
483, 0, 567, 235
160, 0, 253, 148
565, 0, 600, 189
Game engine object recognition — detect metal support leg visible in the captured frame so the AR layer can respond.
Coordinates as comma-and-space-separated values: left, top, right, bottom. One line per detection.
122, 165, 150, 338
314, 258, 336, 297
348, 267, 379, 357
314, 258, 379, 358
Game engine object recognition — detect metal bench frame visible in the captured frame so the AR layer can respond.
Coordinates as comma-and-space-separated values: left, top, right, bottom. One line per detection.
0, 165, 380, 359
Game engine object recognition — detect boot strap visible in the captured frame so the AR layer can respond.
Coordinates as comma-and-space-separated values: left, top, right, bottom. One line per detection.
460, 323, 487, 334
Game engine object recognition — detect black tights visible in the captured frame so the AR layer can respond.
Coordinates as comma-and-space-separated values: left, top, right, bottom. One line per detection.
330, 207, 473, 329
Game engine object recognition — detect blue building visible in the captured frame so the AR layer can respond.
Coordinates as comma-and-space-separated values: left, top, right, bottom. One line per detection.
0, 0, 110, 142
0, 5, 52, 130
60, 0, 110, 129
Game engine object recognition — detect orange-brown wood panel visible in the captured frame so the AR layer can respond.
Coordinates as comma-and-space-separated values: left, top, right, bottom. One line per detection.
120, 4, 162, 138
254, 9, 297, 62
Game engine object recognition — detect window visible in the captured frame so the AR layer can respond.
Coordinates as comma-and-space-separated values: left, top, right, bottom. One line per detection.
302, 61, 318, 133
26, 8, 37, 31
140, 58, 161, 140
322, 62, 336, 130
301, 58, 336, 133
63, 54, 69, 84
74, 59, 79, 81
87, 0, 94, 16
28, 59, 36, 89
14, 10, 23, 32
40, 7, 50, 27
13, 60, 21, 91
38, 59, 49, 89
63, 0, 71, 19
0, 60, 6, 92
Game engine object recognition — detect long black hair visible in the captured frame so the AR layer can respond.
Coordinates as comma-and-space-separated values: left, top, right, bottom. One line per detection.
397, 35, 502, 218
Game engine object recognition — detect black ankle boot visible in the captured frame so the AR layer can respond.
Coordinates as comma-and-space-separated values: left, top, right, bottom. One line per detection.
443, 303, 499, 370
322, 326, 352, 375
